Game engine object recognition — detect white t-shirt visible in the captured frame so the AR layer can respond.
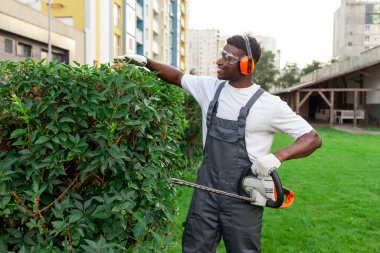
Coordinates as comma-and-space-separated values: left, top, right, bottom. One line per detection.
181, 74, 314, 163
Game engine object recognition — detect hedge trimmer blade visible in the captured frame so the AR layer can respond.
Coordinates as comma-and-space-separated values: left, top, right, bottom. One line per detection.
168, 178, 254, 202
169, 174, 295, 209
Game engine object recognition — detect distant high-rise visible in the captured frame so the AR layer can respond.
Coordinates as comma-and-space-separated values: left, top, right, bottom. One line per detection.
188, 29, 221, 76
187, 31, 280, 76
254, 35, 281, 70
333, 0, 380, 59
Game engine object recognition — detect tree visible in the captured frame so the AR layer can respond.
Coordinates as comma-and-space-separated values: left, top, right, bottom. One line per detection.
276, 62, 301, 89
253, 49, 279, 91
301, 60, 323, 76
329, 57, 339, 64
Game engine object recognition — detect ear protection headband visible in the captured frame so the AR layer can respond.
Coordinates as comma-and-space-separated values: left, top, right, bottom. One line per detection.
238, 35, 255, 75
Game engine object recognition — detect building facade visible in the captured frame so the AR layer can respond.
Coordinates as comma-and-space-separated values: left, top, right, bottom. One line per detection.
0, 0, 85, 65
333, 0, 380, 59
5, 0, 188, 70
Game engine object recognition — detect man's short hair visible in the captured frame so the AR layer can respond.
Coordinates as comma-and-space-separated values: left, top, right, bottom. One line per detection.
227, 35, 261, 64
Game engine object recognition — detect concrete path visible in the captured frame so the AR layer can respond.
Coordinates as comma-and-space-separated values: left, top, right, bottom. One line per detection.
333, 125, 380, 135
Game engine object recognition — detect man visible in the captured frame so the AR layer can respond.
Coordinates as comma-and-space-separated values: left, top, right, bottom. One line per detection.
115, 35, 322, 253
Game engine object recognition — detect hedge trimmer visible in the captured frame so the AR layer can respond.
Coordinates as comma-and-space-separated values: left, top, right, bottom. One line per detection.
169, 169, 294, 208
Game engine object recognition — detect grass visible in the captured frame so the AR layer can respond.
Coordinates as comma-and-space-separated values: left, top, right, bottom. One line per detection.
167, 128, 380, 253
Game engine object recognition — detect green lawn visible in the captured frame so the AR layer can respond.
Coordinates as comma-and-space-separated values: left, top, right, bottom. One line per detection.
167, 128, 380, 253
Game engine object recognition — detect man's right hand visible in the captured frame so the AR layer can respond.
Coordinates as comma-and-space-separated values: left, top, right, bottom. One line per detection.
113, 54, 147, 67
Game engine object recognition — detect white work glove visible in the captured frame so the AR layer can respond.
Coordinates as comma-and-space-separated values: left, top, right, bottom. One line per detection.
251, 153, 282, 177
242, 175, 275, 206
113, 54, 147, 67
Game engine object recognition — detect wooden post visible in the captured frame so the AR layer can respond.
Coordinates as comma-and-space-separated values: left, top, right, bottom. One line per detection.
296, 91, 300, 114
299, 91, 313, 108
330, 91, 334, 128
354, 91, 358, 128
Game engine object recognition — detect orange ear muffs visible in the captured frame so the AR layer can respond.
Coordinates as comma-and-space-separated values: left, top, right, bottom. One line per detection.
238, 55, 255, 75
238, 35, 255, 75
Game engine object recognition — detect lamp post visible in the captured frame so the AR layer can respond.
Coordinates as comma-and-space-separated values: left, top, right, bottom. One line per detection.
48, 0, 52, 62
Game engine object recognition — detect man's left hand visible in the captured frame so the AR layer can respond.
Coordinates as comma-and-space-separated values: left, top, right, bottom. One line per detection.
251, 153, 282, 177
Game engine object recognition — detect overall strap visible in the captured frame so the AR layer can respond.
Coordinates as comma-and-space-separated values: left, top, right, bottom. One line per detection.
206, 81, 227, 128
237, 88, 265, 138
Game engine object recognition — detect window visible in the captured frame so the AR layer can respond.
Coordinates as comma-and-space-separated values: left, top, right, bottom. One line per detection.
348, 42, 352, 46
52, 52, 64, 62
113, 34, 120, 56
365, 4, 380, 24
4, 38, 13, 54
365, 25, 370, 31
17, 42, 32, 57
41, 50, 47, 60
41, 50, 66, 63
113, 4, 120, 26
365, 35, 370, 42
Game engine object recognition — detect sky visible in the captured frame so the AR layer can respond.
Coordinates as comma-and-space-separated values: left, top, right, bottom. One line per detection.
188, 0, 342, 69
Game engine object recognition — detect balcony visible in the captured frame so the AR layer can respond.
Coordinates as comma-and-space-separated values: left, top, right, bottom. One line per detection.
136, 3, 143, 20
153, 20, 160, 34
153, 0, 159, 14
136, 29, 143, 44
152, 41, 160, 55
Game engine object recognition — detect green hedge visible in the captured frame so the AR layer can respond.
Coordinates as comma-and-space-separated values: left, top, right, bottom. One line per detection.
0, 59, 186, 252
182, 94, 203, 168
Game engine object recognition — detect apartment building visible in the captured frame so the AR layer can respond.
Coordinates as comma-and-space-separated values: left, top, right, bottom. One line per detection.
36, 0, 187, 69
0, 0, 84, 65
255, 35, 281, 70
188, 29, 221, 76
3, 0, 188, 70
333, 0, 380, 59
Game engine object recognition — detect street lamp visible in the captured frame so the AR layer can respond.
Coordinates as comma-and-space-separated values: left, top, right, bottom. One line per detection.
46, 1, 64, 63
48, 0, 52, 62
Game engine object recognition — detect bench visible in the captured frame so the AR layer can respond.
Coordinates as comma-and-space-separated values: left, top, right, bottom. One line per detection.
315, 109, 339, 121
335, 110, 365, 124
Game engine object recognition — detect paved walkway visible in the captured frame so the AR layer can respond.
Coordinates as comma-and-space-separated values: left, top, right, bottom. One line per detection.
333, 125, 380, 135
334, 125, 380, 135
310, 122, 380, 135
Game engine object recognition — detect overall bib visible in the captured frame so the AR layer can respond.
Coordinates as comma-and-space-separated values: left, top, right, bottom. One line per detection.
182, 82, 265, 253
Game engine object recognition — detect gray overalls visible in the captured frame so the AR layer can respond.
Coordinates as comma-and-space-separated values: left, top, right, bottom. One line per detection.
182, 82, 265, 253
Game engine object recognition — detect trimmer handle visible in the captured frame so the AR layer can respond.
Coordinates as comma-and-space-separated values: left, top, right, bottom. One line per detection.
238, 168, 295, 208
266, 171, 294, 208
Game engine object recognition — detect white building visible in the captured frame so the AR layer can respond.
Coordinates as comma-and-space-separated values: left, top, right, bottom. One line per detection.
333, 0, 380, 59
188, 29, 221, 76
255, 35, 281, 70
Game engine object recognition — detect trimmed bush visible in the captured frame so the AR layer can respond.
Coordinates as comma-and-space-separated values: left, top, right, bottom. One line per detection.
0, 59, 186, 252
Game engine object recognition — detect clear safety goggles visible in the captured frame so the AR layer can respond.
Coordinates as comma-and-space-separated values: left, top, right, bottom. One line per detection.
219, 48, 240, 64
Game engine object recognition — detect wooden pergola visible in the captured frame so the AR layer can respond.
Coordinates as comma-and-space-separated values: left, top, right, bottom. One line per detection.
295, 87, 380, 127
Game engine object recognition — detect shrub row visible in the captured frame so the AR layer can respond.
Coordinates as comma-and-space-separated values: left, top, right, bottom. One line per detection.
0, 59, 186, 252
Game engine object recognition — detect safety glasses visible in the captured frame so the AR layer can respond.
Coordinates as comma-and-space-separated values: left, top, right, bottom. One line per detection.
219, 48, 240, 64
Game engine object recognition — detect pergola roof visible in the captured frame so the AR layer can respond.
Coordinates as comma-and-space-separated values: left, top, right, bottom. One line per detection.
272, 45, 380, 95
